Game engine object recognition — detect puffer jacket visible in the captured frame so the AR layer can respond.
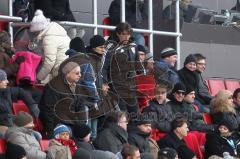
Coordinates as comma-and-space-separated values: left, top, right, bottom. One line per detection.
5, 127, 46, 159
37, 22, 69, 82
47, 139, 71, 159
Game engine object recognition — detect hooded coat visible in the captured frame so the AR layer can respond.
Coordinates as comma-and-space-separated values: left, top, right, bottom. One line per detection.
37, 22, 69, 81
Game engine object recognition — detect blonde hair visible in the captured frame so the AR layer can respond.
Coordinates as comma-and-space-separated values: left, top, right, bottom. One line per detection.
210, 90, 235, 114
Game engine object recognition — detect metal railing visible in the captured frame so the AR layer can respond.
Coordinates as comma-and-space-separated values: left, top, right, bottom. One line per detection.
1, 0, 182, 68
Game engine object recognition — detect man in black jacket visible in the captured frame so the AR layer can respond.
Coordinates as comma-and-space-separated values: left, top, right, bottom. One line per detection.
158, 116, 197, 159
128, 114, 153, 158
143, 83, 174, 133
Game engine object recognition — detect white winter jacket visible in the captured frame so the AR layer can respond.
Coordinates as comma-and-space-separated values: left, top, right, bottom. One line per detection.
37, 22, 70, 82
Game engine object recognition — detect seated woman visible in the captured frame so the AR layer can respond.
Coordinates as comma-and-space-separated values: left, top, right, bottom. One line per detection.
210, 90, 240, 127
205, 118, 240, 158
47, 124, 77, 159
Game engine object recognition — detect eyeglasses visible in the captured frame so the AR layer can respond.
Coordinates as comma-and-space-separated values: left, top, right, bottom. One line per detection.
197, 63, 206, 66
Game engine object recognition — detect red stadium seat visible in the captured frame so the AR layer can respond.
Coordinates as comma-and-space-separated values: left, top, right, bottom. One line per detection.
207, 79, 226, 96
39, 140, 50, 151
224, 79, 240, 93
135, 75, 156, 111
12, 102, 30, 114
202, 113, 213, 124
151, 128, 166, 141
184, 132, 203, 159
102, 17, 110, 37
0, 139, 6, 154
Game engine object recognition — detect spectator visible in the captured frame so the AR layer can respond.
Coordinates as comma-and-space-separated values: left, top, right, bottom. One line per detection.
231, 0, 240, 11
158, 147, 178, 159
136, 44, 149, 75
39, 61, 87, 137
193, 53, 212, 106
0, 69, 39, 128
167, 83, 186, 115
108, 0, 148, 46
73, 149, 92, 159
143, 83, 174, 133
5, 142, 27, 159
177, 54, 198, 94
65, 37, 86, 57
47, 124, 77, 159
121, 144, 141, 159
157, 116, 197, 159
0, 31, 25, 86
35, 0, 85, 39
5, 111, 46, 159
128, 114, 153, 157
103, 22, 143, 113
182, 86, 214, 132
72, 124, 94, 151
233, 88, 240, 116
154, 48, 180, 87
86, 35, 106, 139
30, 10, 69, 83
210, 90, 240, 128
94, 111, 128, 154
65, 36, 100, 109
162, 0, 191, 21
205, 118, 240, 158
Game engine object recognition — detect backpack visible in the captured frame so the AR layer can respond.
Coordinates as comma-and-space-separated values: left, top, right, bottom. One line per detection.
13, 0, 35, 22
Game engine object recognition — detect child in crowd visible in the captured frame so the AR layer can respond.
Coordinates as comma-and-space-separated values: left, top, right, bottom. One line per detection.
47, 124, 77, 159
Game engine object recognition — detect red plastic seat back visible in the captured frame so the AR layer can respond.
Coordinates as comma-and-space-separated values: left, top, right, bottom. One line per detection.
184, 132, 203, 159
102, 17, 110, 37
0, 139, 6, 154
207, 79, 226, 96
225, 79, 240, 93
39, 140, 50, 151
202, 113, 213, 124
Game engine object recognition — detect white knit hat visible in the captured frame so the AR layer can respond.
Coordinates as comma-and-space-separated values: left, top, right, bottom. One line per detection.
30, 10, 50, 32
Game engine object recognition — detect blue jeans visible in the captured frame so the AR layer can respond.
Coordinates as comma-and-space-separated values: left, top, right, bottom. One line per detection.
87, 118, 98, 139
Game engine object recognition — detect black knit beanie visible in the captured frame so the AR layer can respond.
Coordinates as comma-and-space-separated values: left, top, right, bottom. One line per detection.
90, 35, 105, 49
172, 83, 186, 94
184, 54, 197, 66
70, 37, 86, 53
72, 124, 91, 139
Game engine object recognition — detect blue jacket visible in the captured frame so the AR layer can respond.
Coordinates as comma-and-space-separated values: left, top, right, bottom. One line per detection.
154, 60, 180, 87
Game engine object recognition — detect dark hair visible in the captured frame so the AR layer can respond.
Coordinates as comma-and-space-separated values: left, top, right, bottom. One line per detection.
103, 111, 127, 128
121, 144, 139, 159
115, 22, 133, 35
171, 116, 188, 131
233, 88, 240, 99
193, 53, 206, 61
